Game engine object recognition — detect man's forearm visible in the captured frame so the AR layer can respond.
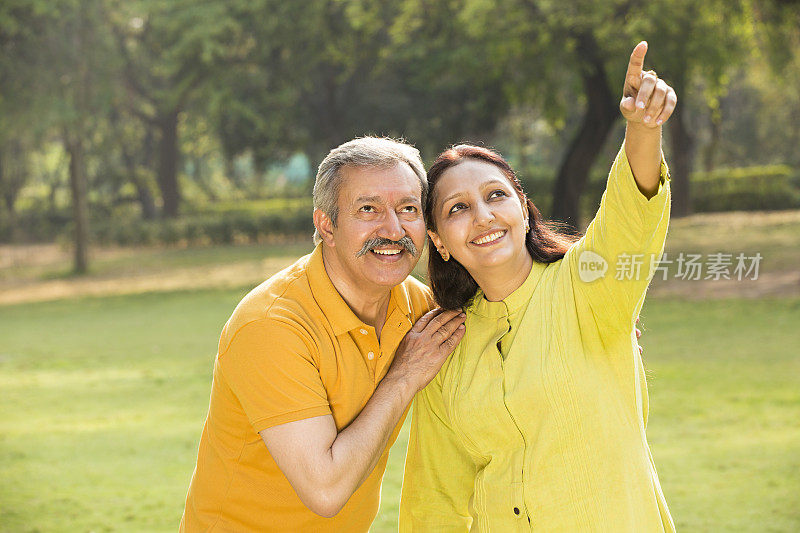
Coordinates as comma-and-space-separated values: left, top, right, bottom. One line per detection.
318, 371, 417, 515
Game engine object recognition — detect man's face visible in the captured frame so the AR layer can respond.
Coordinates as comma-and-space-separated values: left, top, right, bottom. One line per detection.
321, 162, 426, 291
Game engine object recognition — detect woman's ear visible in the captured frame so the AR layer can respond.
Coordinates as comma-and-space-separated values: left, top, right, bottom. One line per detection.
521, 201, 530, 232
427, 230, 450, 261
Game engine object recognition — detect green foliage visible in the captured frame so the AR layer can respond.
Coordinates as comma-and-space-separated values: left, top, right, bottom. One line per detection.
692, 165, 800, 212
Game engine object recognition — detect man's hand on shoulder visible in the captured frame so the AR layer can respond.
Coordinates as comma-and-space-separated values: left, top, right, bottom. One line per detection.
384, 308, 466, 395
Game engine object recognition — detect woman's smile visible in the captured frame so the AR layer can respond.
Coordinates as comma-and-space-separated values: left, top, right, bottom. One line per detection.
470, 229, 506, 246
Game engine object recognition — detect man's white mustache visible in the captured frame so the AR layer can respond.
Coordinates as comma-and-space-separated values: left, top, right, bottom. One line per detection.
355, 237, 418, 257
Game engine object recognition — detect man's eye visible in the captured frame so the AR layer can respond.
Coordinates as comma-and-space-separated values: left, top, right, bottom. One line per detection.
489, 190, 507, 200
359, 205, 376, 213
400, 205, 418, 213
448, 202, 467, 214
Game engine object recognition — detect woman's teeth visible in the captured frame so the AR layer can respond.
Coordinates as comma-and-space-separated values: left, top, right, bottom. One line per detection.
472, 231, 505, 245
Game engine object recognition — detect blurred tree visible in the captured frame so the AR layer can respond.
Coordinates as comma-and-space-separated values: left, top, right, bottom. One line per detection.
0, 140, 29, 242
107, 0, 249, 217
387, 0, 511, 156
421, 0, 754, 222
1, 0, 116, 271
640, 0, 753, 216
57, 0, 114, 273
210, 0, 505, 171
212, 0, 398, 167
0, 1, 49, 240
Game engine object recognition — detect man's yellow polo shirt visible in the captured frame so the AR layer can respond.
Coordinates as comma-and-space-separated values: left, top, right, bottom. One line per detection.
181, 244, 434, 532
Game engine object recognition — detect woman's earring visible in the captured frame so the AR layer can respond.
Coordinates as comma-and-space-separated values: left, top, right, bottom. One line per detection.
524, 219, 530, 233
439, 248, 450, 261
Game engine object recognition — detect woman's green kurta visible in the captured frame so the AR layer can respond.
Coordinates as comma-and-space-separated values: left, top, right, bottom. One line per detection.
400, 143, 675, 532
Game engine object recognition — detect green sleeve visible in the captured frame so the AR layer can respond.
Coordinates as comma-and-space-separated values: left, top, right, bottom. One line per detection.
565, 141, 671, 334
399, 375, 476, 532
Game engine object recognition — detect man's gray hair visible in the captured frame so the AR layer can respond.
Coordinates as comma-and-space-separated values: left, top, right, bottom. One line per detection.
312, 137, 427, 244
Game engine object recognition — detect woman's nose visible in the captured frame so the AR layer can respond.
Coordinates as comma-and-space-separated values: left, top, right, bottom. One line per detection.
473, 201, 495, 227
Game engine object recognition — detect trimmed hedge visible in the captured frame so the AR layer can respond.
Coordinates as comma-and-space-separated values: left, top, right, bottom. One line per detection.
691, 165, 800, 212
91, 209, 315, 247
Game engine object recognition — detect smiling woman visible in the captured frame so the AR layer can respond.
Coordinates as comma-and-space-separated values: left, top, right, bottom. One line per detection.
424, 144, 578, 310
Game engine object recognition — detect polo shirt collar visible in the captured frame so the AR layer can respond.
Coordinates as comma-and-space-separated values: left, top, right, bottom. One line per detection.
306, 244, 412, 335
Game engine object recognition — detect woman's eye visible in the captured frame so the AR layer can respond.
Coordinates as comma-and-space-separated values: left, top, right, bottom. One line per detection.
489, 190, 507, 200
448, 202, 467, 214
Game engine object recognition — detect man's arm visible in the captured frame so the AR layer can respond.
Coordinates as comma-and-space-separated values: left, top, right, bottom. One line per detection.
260, 308, 466, 518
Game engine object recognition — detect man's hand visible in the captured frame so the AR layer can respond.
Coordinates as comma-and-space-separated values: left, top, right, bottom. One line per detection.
619, 41, 677, 128
386, 308, 466, 394
636, 316, 644, 355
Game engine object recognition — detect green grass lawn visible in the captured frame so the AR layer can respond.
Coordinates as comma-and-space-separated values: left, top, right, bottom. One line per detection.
1, 290, 798, 532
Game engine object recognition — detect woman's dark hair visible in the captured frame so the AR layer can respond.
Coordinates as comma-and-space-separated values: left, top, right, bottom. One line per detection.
425, 144, 580, 309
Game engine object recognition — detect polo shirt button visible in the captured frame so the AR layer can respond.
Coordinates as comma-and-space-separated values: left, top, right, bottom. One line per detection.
360, 328, 368, 335
513, 507, 520, 515
367, 351, 375, 360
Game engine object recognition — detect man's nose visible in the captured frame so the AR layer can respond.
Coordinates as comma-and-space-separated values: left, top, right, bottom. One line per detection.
378, 210, 405, 241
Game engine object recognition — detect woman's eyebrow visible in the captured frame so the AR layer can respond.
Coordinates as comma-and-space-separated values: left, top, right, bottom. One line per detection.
439, 191, 465, 205
480, 179, 507, 190
439, 179, 508, 206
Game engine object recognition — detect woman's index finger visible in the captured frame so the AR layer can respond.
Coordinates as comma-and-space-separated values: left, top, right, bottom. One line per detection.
625, 41, 648, 90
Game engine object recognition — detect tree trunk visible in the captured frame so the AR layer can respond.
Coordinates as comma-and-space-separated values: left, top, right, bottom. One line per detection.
66, 135, 89, 274
121, 145, 157, 220
157, 109, 180, 218
134, 175, 158, 220
550, 34, 619, 229
0, 144, 23, 242
702, 107, 721, 171
668, 102, 693, 217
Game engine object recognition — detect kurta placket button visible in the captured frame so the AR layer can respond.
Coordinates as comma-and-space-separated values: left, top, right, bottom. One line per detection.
367, 351, 375, 360
513, 507, 520, 515
360, 328, 368, 335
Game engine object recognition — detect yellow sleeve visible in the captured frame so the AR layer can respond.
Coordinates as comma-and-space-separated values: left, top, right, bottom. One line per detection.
565, 141, 671, 334
218, 318, 331, 433
399, 376, 476, 532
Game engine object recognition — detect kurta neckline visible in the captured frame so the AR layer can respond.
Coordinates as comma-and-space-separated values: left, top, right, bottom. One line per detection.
468, 260, 548, 318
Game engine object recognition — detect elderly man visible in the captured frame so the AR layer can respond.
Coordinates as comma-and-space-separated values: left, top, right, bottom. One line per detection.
180, 137, 465, 531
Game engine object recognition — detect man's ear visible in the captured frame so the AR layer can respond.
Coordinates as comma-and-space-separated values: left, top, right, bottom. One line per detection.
313, 209, 336, 247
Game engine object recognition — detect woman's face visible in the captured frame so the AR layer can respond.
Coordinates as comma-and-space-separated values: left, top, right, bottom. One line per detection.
428, 159, 530, 278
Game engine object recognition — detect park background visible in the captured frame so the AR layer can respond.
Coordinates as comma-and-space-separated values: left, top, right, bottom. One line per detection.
1, 0, 799, 531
